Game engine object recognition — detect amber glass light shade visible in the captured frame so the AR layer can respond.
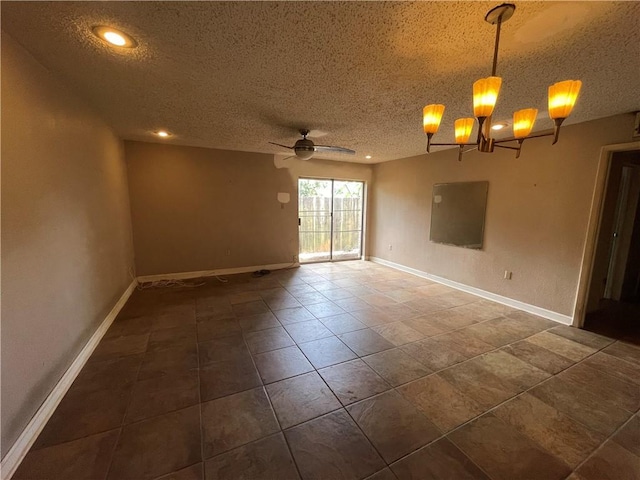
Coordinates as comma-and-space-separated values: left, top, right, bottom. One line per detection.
423, 104, 445, 134
454, 118, 475, 144
473, 76, 502, 118
513, 108, 538, 139
548, 80, 582, 119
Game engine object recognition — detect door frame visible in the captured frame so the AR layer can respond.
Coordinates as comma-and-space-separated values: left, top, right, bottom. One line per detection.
573, 141, 640, 327
297, 176, 366, 263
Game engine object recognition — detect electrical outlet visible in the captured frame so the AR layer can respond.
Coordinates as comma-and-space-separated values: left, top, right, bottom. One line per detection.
504, 270, 512, 280
226, 249, 231, 256
389, 244, 393, 251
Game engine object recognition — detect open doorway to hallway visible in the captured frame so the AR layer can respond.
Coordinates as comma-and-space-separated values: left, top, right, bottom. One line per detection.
584, 150, 640, 342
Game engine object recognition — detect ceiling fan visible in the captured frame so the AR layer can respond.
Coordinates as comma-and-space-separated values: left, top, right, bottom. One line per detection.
269, 129, 356, 161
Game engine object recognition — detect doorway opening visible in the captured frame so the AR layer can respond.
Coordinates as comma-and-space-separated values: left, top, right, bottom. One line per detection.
298, 178, 364, 263
583, 149, 640, 340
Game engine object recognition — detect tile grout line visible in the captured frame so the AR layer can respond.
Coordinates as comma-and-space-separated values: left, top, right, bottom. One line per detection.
565, 411, 639, 480
102, 311, 152, 480
239, 317, 307, 480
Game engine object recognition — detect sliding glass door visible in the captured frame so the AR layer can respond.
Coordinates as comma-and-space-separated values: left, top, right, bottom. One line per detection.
298, 178, 364, 263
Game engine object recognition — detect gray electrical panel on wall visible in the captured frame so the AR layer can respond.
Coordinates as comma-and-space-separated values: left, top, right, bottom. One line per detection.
430, 181, 489, 249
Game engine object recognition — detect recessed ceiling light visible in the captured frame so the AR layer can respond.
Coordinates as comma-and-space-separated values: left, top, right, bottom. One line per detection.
491, 122, 508, 131
365, 155, 372, 159
155, 130, 171, 138
92, 26, 137, 48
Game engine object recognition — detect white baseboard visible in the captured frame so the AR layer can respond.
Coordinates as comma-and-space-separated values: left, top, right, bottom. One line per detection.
1, 280, 138, 480
367, 256, 572, 325
137, 262, 299, 283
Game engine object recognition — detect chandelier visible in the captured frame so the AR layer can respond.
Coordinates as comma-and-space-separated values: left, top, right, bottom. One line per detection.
422, 3, 582, 161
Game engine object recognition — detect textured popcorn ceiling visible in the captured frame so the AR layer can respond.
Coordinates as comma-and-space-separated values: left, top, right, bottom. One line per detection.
2, 1, 639, 163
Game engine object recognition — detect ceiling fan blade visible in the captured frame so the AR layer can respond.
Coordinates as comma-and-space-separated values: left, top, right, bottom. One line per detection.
269, 142, 294, 149
313, 145, 356, 155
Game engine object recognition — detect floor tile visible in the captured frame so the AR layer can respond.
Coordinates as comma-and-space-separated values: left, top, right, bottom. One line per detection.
435, 329, 495, 357
351, 308, 395, 327
347, 390, 441, 463
401, 338, 469, 371
253, 345, 314, 384
398, 374, 484, 432
338, 329, 395, 356
602, 341, 640, 365
548, 325, 615, 349
493, 393, 604, 467
583, 351, 640, 385
154, 462, 203, 479
201, 387, 279, 458
34, 387, 131, 449
198, 334, 249, 366
320, 313, 367, 335
70, 354, 142, 396
298, 336, 357, 369
529, 376, 632, 436
461, 317, 539, 347
108, 406, 201, 480
319, 359, 390, 405
527, 331, 597, 362
204, 433, 299, 480
401, 317, 448, 337
294, 291, 330, 306
200, 356, 262, 401
266, 372, 341, 428
305, 301, 347, 318
390, 437, 489, 480
232, 300, 269, 317
558, 363, 640, 412
13, 429, 119, 480
238, 312, 281, 332
106, 315, 154, 338
377, 303, 420, 322
285, 410, 385, 480
139, 343, 199, 379
438, 360, 520, 409
371, 322, 424, 346
474, 350, 550, 391
126, 370, 199, 423
503, 340, 574, 374
574, 440, 640, 480
90, 333, 149, 362
273, 306, 316, 325
148, 324, 197, 352
196, 318, 241, 342
612, 415, 640, 456
364, 468, 397, 480
363, 348, 431, 386
245, 327, 295, 354
151, 309, 196, 332
448, 413, 572, 480
333, 296, 372, 312
228, 291, 262, 305
284, 320, 333, 343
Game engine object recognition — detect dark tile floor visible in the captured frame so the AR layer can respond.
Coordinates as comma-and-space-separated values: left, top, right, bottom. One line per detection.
14, 262, 640, 480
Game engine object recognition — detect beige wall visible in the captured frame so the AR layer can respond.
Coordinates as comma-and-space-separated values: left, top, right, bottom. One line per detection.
1, 33, 135, 457
125, 141, 373, 276
370, 114, 636, 316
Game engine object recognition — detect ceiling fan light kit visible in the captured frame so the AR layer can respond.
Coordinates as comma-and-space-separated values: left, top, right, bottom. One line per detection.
423, 3, 582, 161
269, 129, 356, 161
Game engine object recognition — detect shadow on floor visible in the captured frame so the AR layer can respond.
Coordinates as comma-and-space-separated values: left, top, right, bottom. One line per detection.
584, 300, 640, 345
